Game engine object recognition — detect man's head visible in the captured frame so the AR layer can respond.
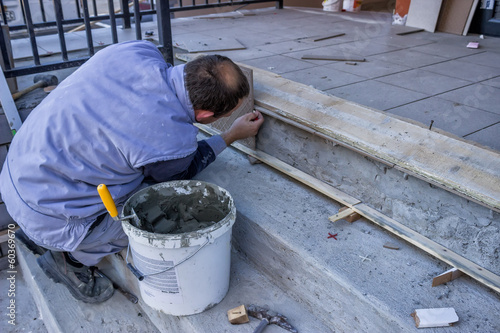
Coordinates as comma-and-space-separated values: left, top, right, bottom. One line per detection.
184, 55, 249, 123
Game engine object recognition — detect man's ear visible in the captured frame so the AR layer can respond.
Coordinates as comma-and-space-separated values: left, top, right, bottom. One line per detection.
194, 110, 215, 122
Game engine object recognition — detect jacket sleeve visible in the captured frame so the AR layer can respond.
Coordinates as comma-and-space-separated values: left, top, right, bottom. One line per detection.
142, 136, 226, 182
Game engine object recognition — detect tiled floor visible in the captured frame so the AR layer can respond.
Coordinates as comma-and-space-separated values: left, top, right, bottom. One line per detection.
10, 6, 500, 151
170, 7, 499, 151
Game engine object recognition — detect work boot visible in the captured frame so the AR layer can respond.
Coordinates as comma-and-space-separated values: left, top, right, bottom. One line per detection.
37, 251, 114, 303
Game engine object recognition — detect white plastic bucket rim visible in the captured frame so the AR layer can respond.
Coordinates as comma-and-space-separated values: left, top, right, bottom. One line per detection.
122, 180, 236, 248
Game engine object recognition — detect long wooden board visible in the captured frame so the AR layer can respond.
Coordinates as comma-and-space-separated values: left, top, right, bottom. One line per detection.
197, 123, 500, 295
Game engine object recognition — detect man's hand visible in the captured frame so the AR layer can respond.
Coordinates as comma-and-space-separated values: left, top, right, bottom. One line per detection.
221, 110, 264, 146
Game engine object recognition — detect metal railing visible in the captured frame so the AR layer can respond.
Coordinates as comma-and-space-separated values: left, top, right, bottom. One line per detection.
0, 0, 283, 78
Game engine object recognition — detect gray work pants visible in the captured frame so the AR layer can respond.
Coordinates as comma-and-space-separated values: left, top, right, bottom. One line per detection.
70, 214, 128, 266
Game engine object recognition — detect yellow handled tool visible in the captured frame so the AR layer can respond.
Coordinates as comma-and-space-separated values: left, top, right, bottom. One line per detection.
97, 184, 119, 221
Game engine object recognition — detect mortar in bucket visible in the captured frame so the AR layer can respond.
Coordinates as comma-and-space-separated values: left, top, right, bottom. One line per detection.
120, 180, 236, 316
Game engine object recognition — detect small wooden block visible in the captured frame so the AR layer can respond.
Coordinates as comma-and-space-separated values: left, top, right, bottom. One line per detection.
227, 305, 249, 324
383, 242, 400, 250
329, 207, 355, 223
411, 308, 458, 328
432, 268, 463, 287
339, 206, 361, 223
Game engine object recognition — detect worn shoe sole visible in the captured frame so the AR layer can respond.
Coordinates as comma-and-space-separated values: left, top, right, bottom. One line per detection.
37, 251, 114, 304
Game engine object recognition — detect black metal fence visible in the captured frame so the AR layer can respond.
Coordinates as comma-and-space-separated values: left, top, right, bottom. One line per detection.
0, 0, 283, 78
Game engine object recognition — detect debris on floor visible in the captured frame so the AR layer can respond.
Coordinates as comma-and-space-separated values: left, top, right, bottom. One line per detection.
227, 304, 249, 324
432, 268, 463, 287
411, 307, 459, 328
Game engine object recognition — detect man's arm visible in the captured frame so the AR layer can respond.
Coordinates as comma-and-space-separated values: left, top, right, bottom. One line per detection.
143, 136, 226, 182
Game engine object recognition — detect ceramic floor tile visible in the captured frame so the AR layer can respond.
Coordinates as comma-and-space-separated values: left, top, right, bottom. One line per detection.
317, 39, 402, 57
463, 122, 500, 152
457, 51, 500, 69
369, 49, 448, 68
482, 76, 500, 89
257, 40, 320, 55
325, 80, 427, 111
411, 42, 485, 58
376, 69, 472, 95
280, 65, 366, 91
421, 59, 500, 82
438, 84, 500, 115
241, 55, 316, 75
327, 58, 412, 79
388, 97, 500, 137
205, 48, 275, 62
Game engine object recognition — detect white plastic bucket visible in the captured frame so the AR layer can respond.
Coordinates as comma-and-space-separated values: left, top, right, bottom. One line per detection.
343, 0, 363, 12
122, 180, 236, 316
322, 0, 341, 12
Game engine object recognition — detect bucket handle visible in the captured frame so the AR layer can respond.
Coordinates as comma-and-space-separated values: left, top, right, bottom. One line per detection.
125, 235, 213, 281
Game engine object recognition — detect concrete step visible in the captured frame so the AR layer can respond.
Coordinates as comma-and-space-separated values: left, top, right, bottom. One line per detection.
194, 135, 500, 333
11, 136, 500, 333
15, 234, 330, 332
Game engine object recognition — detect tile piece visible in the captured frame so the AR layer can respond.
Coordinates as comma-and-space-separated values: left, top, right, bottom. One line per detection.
281, 66, 365, 91
325, 80, 427, 111
388, 97, 500, 137
438, 84, 500, 115
376, 69, 471, 95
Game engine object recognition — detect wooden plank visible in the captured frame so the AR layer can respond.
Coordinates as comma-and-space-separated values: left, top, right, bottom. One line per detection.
197, 124, 500, 295
301, 54, 365, 62
196, 123, 361, 208
463, 0, 480, 36
328, 207, 356, 223
339, 206, 361, 223
352, 203, 500, 294
437, 0, 475, 35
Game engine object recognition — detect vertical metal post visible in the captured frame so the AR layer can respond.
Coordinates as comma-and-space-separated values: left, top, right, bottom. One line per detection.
121, 0, 131, 29
133, 0, 141, 40
276, 0, 283, 9
20, 0, 40, 65
75, 0, 81, 18
108, 0, 118, 43
0, 69, 22, 135
92, 0, 98, 16
0, 23, 11, 70
53, 0, 68, 61
0, 0, 8, 24
38, 0, 47, 22
156, 0, 173, 65
81, 0, 94, 55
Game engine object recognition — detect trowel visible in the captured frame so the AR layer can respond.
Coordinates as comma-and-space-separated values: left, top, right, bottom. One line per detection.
97, 184, 143, 228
